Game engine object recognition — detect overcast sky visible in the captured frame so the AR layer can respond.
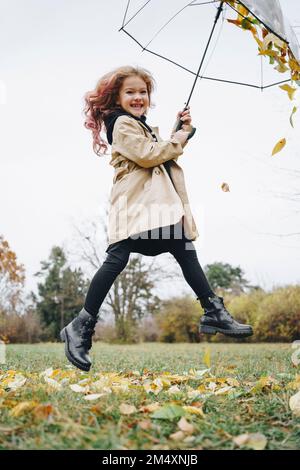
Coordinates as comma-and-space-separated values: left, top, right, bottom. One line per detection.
1, 0, 300, 302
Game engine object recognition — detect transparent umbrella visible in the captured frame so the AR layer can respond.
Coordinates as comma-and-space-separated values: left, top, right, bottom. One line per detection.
120, 0, 300, 132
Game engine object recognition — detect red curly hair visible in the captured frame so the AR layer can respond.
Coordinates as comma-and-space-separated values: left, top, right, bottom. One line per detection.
83, 65, 156, 157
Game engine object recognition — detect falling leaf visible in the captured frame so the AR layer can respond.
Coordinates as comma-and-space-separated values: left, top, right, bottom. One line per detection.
221, 182, 230, 192
203, 347, 211, 368
177, 417, 195, 434
119, 403, 137, 415
271, 138, 286, 156
289, 106, 297, 128
279, 84, 297, 100
289, 390, 300, 417
233, 432, 267, 450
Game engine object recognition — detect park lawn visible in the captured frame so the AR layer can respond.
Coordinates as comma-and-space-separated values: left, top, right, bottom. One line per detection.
0, 342, 299, 450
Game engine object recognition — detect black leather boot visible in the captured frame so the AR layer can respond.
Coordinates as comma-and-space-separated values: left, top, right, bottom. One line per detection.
60, 308, 98, 371
198, 295, 253, 338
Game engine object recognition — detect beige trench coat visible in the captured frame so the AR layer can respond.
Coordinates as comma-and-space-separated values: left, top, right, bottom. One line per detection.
107, 115, 199, 245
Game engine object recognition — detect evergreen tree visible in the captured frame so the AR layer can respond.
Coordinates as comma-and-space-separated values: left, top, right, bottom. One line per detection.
32, 246, 89, 341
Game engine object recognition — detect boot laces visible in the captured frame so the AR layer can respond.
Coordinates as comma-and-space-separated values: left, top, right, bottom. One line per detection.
79, 319, 96, 348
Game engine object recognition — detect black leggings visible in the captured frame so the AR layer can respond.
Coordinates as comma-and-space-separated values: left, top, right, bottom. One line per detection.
84, 235, 214, 317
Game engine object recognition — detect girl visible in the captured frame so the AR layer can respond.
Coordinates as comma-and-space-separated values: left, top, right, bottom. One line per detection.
60, 65, 253, 372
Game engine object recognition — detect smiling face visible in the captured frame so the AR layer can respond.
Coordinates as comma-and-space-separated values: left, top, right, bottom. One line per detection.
117, 75, 150, 117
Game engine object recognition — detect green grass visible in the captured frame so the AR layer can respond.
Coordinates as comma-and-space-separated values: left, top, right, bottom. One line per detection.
0, 342, 299, 450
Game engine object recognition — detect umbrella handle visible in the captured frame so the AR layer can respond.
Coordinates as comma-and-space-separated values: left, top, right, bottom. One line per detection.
175, 105, 196, 140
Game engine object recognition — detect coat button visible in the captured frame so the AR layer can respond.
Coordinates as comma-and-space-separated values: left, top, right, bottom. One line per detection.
155, 169, 160, 175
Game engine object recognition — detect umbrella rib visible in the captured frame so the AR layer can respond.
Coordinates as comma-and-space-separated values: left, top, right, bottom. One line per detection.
121, 0, 130, 29
122, 28, 291, 89
189, 0, 220, 4
120, 0, 152, 29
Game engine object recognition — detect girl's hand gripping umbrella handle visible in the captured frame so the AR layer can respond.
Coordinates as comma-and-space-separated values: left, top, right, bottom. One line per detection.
175, 105, 196, 140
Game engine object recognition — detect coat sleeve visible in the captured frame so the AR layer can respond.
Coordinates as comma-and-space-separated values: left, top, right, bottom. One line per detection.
112, 116, 188, 169
170, 120, 194, 150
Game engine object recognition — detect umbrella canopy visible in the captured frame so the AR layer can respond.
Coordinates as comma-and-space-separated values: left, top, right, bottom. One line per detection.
120, 0, 300, 94
241, 0, 299, 61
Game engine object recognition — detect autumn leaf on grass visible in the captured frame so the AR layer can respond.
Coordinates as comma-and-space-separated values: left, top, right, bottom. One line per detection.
10, 401, 39, 418
44, 377, 62, 390
166, 385, 181, 395
143, 378, 163, 395
151, 404, 185, 421
84, 393, 107, 401
279, 84, 297, 100
289, 106, 297, 128
183, 405, 205, 418
221, 182, 230, 192
119, 403, 137, 415
289, 390, 300, 417
138, 420, 152, 431
33, 403, 56, 421
250, 375, 281, 394
70, 383, 90, 393
169, 430, 186, 442
139, 402, 161, 413
233, 432, 267, 450
1, 373, 27, 391
177, 417, 195, 435
271, 138, 286, 156
188, 368, 211, 379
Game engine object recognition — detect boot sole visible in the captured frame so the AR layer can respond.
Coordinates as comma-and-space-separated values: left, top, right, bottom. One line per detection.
199, 325, 253, 338
60, 328, 91, 372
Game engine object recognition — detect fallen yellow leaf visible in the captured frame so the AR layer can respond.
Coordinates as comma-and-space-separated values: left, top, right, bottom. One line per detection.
10, 401, 39, 417
183, 405, 205, 418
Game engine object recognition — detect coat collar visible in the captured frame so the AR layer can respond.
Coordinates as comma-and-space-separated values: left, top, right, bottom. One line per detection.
104, 108, 158, 144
